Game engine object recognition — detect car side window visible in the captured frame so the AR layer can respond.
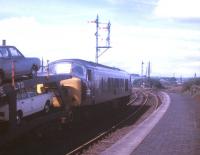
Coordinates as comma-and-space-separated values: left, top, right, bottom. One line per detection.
17, 90, 28, 100
9, 47, 22, 57
21, 92, 28, 99
17, 93, 22, 100
0, 48, 9, 58
28, 92, 37, 97
0, 50, 2, 58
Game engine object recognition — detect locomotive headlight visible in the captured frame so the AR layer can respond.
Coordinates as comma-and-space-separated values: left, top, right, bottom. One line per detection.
54, 63, 72, 74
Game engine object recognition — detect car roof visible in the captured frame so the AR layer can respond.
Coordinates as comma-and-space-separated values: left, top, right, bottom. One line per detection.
0, 45, 16, 48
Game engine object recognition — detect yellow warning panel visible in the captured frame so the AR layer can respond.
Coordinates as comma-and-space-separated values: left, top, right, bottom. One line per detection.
60, 77, 81, 107
52, 96, 62, 107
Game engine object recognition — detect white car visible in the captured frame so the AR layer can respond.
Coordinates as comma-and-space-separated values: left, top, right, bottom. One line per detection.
0, 90, 54, 124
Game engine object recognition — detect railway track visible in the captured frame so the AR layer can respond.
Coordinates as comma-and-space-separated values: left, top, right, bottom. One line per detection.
127, 90, 139, 105
0, 89, 161, 155
66, 90, 158, 155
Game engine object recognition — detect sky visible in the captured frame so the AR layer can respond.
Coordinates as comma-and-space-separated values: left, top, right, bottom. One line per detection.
0, 0, 200, 77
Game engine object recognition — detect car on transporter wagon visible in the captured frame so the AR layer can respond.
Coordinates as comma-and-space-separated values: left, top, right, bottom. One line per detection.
0, 46, 41, 85
0, 88, 54, 124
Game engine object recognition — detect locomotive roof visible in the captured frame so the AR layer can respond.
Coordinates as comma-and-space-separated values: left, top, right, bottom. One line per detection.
50, 59, 127, 73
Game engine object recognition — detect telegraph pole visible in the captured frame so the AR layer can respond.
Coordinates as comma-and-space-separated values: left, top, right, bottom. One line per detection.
95, 15, 99, 63
147, 61, 151, 79
92, 15, 111, 63
141, 61, 144, 77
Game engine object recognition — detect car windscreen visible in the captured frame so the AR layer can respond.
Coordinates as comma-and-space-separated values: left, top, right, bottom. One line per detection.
0, 48, 9, 58
49, 62, 72, 74
9, 47, 23, 57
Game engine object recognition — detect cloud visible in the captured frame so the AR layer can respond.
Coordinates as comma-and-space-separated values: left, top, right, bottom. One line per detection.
1, 16, 199, 77
104, 23, 200, 76
0, 2, 200, 77
0, 16, 95, 62
154, 0, 200, 19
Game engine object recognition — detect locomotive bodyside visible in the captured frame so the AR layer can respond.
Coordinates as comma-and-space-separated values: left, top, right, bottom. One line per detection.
88, 66, 131, 105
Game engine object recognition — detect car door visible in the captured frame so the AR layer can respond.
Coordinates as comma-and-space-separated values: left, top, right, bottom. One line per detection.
28, 92, 44, 113
18, 91, 33, 117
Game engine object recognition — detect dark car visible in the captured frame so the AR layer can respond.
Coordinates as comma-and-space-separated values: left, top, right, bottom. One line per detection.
0, 46, 40, 85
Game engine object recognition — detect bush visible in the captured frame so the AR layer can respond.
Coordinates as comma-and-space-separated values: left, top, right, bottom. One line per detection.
149, 78, 164, 89
182, 78, 200, 91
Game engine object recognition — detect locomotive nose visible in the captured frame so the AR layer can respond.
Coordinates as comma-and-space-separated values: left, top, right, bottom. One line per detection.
60, 77, 81, 107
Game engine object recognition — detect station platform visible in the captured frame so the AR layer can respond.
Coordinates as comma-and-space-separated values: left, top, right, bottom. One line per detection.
102, 92, 200, 155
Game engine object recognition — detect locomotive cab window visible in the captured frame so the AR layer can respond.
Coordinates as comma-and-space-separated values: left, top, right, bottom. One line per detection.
72, 64, 85, 78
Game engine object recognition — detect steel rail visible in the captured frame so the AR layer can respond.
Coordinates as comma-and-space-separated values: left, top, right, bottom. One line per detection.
149, 92, 161, 110
127, 91, 139, 106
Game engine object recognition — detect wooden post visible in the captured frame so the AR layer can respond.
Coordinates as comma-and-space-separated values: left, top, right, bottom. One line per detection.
7, 86, 17, 129
12, 61, 15, 88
